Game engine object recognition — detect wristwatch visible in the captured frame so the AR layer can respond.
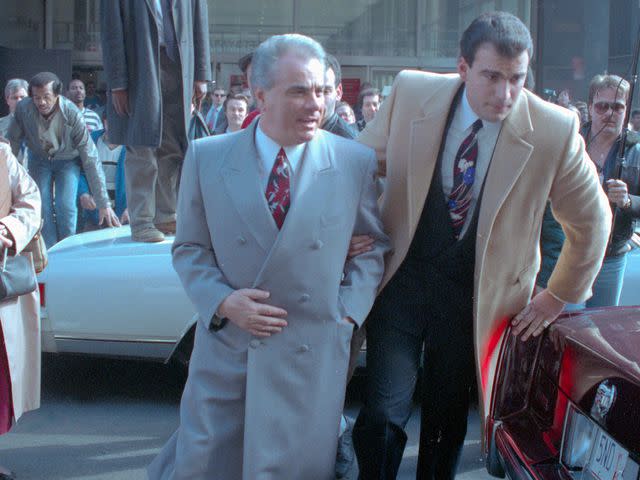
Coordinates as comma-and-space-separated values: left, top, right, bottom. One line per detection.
209, 314, 228, 331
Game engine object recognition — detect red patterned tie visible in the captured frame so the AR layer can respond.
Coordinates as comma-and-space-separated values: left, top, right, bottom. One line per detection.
265, 148, 292, 229
448, 119, 483, 239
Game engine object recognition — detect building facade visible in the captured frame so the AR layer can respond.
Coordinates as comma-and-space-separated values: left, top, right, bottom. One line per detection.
0, 0, 638, 107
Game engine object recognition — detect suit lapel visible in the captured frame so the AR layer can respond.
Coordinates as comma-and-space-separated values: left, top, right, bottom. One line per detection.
252, 132, 333, 288
477, 92, 534, 240
221, 124, 280, 252
407, 78, 464, 234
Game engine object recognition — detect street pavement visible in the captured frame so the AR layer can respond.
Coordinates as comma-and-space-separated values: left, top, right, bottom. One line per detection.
0, 355, 494, 479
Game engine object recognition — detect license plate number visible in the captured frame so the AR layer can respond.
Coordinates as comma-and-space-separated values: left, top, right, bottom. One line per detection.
586, 429, 629, 480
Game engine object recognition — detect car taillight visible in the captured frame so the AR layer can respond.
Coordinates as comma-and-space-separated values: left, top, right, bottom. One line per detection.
561, 405, 596, 471
38, 283, 45, 307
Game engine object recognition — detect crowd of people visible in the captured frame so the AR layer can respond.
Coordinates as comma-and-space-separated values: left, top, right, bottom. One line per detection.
0, 4, 638, 480
0, 57, 382, 250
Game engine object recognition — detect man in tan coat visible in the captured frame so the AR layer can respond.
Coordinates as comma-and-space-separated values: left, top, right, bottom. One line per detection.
352, 12, 611, 479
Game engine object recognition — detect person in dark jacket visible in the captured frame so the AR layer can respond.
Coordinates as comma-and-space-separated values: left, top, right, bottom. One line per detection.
538, 74, 640, 307
100, 0, 211, 243
321, 54, 357, 141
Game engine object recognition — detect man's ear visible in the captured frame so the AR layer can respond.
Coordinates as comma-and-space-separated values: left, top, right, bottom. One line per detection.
457, 56, 469, 82
254, 87, 266, 111
336, 83, 343, 102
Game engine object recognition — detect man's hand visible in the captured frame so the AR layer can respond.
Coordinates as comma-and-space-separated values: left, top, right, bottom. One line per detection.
511, 288, 565, 341
218, 289, 288, 337
0, 224, 13, 249
98, 207, 122, 228
120, 208, 130, 225
347, 234, 375, 258
112, 89, 130, 117
606, 179, 631, 208
193, 81, 207, 102
79, 193, 97, 210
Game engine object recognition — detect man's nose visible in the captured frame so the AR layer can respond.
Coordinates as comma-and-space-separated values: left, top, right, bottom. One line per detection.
308, 92, 323, 110
496, 81, 511, 102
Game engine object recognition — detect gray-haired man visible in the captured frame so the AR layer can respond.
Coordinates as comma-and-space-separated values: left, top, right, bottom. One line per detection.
0, 79, 28, 138
148, 33, 388, 479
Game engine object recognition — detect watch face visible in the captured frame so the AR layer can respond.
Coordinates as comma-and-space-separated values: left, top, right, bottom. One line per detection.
210, 315, 227, 331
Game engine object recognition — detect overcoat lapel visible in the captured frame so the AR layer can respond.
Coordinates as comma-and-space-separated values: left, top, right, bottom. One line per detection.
143, 0, 158, 23
221, 126, 280, 253
252, 132, 334, 288
476, 94, 534, 260
407, 78, 463, 235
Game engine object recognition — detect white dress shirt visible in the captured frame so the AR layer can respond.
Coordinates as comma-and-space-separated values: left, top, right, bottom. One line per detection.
441, 88, 502, 237
255, 123, 306, 193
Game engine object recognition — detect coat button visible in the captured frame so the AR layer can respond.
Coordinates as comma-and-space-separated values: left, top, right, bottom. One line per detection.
297, 344, 310, 353
299, 293, 310, 303
237, 236, 247, 245
249, 339, 261, 349
312, 239, 323, 250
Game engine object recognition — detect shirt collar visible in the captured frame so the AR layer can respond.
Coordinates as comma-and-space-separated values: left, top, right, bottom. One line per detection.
458, 87, 502, 132
255, 122, 306, 173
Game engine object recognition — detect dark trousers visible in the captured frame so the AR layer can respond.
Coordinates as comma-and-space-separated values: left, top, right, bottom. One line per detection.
353, 271, 476, 479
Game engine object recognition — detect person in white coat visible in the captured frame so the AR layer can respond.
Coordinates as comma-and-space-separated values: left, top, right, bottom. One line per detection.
148, 34, 389, 480
0, 143, 41, 480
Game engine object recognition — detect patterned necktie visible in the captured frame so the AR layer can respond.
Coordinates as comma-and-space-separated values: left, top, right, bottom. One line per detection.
448, 118, 483, 239
265, 148, 292, 229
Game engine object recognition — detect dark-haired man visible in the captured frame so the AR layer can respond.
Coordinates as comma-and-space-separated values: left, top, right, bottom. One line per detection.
356, 88, 380, 132
204, 86, 227, 132
322, 54, 357, 140
352, 11, 610, 478
67, 79, 103, 132
7, 72, 119, 247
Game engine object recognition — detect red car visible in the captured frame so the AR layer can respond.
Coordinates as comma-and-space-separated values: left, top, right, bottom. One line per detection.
486, 307, 640, 479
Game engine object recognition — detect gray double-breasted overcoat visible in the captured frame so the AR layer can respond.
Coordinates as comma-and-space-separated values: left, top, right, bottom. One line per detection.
147, 123, 389, 479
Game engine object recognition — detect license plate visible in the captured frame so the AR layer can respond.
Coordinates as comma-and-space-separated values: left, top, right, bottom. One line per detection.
586, 428, 629, 480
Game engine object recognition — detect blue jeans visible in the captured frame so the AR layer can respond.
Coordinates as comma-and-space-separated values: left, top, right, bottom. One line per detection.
28, 154, 81, 248
565, 254, 628, 310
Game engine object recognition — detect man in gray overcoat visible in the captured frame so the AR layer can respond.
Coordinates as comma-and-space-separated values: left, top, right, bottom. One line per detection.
100, 0, 211, 242
147, 34, 389, 480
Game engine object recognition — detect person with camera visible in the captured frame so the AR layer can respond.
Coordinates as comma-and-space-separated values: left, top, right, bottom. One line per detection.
538, 74, 640, 307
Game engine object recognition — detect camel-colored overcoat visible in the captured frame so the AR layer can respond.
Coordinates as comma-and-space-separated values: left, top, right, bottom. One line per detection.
357, 70, 611, 425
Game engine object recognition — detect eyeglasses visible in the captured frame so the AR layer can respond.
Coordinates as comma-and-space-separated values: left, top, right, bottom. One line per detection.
593, 101, 626, 115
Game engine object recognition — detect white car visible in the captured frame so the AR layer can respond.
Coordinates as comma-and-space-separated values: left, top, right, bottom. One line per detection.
38, 227, 196, 368
39, 228, 640, 367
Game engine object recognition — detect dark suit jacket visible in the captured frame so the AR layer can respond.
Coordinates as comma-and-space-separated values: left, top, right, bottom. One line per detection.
322, 113, 357, 139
